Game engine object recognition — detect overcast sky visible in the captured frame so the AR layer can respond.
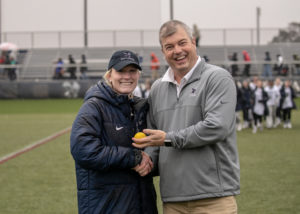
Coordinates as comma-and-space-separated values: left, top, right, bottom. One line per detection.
164, 0, 300, 29
2, 0, 300, 31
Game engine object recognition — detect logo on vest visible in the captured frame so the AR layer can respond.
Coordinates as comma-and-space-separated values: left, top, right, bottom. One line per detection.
190, 88, 197, 96
116, 126, 124, 131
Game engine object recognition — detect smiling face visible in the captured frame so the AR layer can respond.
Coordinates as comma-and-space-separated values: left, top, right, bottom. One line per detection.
107, 65, 140, 95
161, 25, 198, 78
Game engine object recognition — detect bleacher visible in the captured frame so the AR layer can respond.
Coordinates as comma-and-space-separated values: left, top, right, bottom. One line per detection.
10, 44, 300, 82
1, 44, 300, 99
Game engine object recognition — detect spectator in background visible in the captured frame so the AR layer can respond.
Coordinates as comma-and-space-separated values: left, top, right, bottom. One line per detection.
133, 83, 144, 98
0, 52, 6, 75
133, 79, 153, 98
192, 24, 201, 48
251, 79, 269, 133
264, 80, 280, 128
249, 75, 259, 91
293, 54, 300, 75
8, 56, 17, 81
203, 55, 210, 62
263, 51, 272, 78
150, 52, 160, 80
242, 50, 251, 77
53, 58, 64, 79
236, 81, 243, 131
280, 80, 297, 129
230, 52, 239, 77
4, 53, 11, 78
273, 77, 282, 127
70, 50, 157, 214
241, 79, 253, 129
79, 54, 88, 79
143, 78, 152, 98
67, 54, 77, 79
274, 54, 283, 76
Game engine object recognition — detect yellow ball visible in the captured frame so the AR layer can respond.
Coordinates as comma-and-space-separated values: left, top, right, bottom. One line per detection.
134, 132, 146, 139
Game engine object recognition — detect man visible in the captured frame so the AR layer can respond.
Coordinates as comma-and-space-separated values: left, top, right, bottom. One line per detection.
133, 20, 240, 214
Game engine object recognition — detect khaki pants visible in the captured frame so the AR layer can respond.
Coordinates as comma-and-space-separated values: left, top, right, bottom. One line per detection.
163, 196, 237, 214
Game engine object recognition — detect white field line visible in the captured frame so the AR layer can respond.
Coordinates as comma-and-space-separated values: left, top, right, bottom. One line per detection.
0, 127, 71, 165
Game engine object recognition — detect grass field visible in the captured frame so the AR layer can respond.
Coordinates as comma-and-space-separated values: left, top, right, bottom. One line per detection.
0, 98, 299, 214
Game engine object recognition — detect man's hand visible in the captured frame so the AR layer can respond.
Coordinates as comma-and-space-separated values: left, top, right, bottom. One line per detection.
132, 129, 166, 148
132, 151, 153, 176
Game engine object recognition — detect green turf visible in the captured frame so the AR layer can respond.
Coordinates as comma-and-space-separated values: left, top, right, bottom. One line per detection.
0, 134, 77, 214
0, 99, 83, 114
0, 98, 299, 214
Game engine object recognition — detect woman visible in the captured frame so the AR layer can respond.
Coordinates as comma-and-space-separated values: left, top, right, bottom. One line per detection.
70, 50, 158, 214
240, 79, 253, 129
251, 79, 269, 133
280, 80, 297, 128
264, 80, 280, 128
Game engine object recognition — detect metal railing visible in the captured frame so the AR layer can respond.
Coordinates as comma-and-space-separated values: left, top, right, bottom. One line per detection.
1, 28, 284, 49
1, 61, 300, 81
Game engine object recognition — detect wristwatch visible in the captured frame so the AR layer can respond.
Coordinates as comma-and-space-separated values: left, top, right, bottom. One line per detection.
134, 150, 142, 165
164, 139, 172, 147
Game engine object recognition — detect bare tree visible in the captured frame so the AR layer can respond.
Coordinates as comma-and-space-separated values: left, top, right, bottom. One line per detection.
271, 22, 300, 43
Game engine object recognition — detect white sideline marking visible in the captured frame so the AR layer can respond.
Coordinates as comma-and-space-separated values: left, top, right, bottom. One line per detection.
0, 127, 71, 165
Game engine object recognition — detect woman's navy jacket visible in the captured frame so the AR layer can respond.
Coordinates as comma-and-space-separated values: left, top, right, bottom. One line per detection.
70, 81, 157, 214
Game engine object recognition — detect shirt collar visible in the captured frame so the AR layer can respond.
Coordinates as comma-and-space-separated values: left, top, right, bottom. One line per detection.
162, 56, 201, 84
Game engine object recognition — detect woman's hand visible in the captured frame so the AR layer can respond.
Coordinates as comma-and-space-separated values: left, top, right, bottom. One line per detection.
132, 151, 153, 176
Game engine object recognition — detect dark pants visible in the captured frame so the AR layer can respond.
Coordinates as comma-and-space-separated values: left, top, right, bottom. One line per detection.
253, 113, 263, 126
242, 107, 250, 121
282, 108, 292, 122
243, 64, 250, 76
276, 107, 281, 118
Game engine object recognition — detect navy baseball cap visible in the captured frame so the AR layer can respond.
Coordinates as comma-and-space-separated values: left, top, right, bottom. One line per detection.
108, 50, 142, 71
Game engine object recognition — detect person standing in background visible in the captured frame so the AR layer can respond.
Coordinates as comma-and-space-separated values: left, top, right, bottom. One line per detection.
150, 52, 160, 80
192, 24, 201, 48
53, 58, 64, 79
79, 54, 88, 79
280, 80, 297, 128
230, 52, 239, 77
264, 80, 280, 128
251, 79, 269, 133
274, 54, 283, 76
8, 56, 17, 81
273, 77, 282, 127
241, 79, 253, 129
67, 54, 77, 79
292, 54, 300, 75
263, 51, 272, 78
242, 50, 251, 77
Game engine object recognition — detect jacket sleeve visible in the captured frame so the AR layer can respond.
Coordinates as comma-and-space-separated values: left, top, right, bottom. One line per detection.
167, 73, 237, 149
144, 92, 160, 175
70, 100, 138, 171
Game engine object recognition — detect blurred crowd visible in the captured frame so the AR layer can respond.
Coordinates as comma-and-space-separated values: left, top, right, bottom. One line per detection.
53, 54, 88, 80
235, 76, 298, 133
227, 51, 300, 78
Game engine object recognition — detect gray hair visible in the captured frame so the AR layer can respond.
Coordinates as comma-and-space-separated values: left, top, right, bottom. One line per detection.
159, 20, 193, 46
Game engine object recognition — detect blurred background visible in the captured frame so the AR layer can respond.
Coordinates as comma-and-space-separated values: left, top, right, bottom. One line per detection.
0, 0, 300, 99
